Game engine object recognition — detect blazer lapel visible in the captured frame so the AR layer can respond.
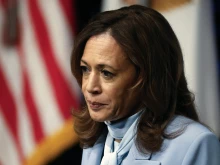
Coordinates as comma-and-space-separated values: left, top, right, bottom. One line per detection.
132, 147, 161, 165
88, 140, 105, 165
122, 143, 161, 165
82, 131, 107, 165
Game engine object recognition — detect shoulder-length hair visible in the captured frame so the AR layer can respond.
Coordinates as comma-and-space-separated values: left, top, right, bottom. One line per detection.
71, 5, 199, 153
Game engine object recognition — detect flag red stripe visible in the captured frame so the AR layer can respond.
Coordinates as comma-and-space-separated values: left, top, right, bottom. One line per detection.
59, 0, 77, 34
27, 0, 78, 119
23, 68, 45, 142
18, 45, 45, 143
0, 2, 23, 163
0, 63, 24, 162
0, 65, 18, 145
0, 0, 6, 8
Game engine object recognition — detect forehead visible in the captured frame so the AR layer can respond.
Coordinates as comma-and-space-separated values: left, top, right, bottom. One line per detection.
87, 33, 118, 50
81, 33, 129, 68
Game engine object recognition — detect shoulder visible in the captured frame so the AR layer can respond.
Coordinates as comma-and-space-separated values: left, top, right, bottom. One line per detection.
151, 115, 220, 165
165, 115, 213, 140
163, 115, 219, 153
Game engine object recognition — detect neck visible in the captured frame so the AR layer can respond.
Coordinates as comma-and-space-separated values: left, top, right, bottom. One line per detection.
104, 110, 143, 140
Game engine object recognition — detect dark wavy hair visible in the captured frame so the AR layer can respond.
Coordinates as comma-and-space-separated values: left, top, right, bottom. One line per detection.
71, 5, 199, 153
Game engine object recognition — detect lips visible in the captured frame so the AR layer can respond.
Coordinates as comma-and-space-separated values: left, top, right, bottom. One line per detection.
87, 100, 107, 110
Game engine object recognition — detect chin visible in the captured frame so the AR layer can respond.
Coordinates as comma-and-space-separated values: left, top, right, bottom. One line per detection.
88, 109, 111, 122
89, 112, 106, 122
90, 116, 106, 122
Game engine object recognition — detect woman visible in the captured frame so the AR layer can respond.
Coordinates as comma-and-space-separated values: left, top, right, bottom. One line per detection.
71, 5, 220, 165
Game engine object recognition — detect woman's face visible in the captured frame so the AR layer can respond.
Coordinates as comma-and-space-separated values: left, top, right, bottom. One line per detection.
80, 33, 140, 122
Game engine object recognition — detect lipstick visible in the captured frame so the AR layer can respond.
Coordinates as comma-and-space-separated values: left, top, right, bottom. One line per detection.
87, 100, 106, 110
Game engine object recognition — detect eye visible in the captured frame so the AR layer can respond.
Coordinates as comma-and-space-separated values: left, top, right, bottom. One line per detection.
80, 65, 90, 75
101, 70, 114, 79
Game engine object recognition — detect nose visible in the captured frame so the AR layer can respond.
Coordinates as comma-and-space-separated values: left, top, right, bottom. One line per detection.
85, 72, 101, 94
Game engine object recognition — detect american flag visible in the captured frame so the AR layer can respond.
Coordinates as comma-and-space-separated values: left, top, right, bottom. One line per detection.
0, 0, 80, 165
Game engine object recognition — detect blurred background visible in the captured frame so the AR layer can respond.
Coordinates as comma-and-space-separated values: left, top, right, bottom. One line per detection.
0, 0, 219, 165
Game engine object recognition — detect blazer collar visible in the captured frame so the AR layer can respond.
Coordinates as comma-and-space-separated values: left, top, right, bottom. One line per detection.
84, 132, 162, 165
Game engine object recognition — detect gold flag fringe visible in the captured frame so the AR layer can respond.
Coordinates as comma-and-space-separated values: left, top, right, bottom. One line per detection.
151, 0, 192, 11
24, 118, 79, 165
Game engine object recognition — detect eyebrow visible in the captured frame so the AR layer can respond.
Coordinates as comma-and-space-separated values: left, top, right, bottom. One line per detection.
80, 59, 119, 71
80, 60, 88, 65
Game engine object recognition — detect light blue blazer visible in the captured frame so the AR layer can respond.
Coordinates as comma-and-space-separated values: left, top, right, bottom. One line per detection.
81, 116, 220, 165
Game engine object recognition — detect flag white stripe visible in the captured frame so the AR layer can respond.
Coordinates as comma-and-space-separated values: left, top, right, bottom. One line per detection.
17, 97, 36, 157
0, 110, 20, 165
20, 0, 64, 135
0, 47, 22, 100
0, 21, 36, 157
0, 4, 22, 100
0, 48, 36, 158
38, 0, 81, 97
0, 6, 22, 162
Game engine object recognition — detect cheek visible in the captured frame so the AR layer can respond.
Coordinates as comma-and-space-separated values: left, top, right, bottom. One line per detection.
81, 80, 87, 94
105, 86, 128, 104
117, 88, 137, 105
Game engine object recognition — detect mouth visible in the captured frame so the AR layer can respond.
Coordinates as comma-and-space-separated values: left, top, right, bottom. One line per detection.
87, 100, 107, 110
